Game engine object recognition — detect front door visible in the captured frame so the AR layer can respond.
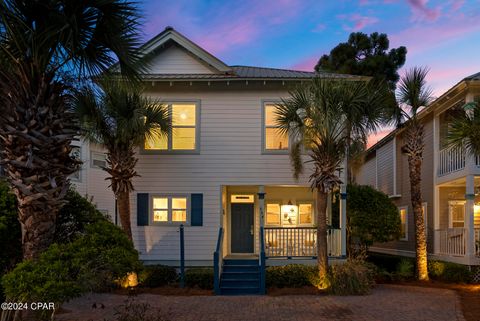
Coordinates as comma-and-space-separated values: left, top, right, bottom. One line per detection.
231, 203, 254, 253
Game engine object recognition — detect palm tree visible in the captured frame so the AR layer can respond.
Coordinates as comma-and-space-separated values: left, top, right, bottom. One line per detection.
393, 67, 433, 281
276, 78, 376, 282
75, 79, 170, 240
446, 99, 480, 154
0, 0, 142, 259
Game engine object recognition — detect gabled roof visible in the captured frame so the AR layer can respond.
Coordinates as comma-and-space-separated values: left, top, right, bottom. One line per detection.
140, 27, 232, 74
465, 72, 480, 81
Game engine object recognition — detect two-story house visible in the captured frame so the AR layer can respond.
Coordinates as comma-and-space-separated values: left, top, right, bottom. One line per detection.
357, 72, 480, 268
71, 27, 354, 293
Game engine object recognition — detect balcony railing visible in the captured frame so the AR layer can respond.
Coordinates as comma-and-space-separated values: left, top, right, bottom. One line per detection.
438, 146, 465, 176
264, 227, 341, 258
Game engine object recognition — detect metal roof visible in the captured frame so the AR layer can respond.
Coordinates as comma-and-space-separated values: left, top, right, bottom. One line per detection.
464, 72, 480, 81
141, 65, 362, 81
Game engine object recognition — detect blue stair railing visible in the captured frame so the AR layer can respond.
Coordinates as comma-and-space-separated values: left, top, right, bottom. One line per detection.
259, 226, 266, 294
213, 227, 224, 295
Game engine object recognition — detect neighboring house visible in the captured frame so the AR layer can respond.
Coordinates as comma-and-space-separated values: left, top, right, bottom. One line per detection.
357, 72, 480, 267
71, 26, 355, 288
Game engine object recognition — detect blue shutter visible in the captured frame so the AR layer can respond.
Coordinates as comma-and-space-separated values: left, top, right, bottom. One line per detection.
137, 193, 149, 226
191, 193, 203, 226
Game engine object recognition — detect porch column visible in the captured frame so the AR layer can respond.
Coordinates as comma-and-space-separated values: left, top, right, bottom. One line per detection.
339, 157, 347, 257
258, 185, 266, 228
465, 175, 476, 260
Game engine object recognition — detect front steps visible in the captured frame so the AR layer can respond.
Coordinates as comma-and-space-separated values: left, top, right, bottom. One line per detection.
219, 259, 261, 295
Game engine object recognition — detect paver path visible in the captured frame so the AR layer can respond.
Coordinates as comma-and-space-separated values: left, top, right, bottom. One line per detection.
56, 284, 464, 321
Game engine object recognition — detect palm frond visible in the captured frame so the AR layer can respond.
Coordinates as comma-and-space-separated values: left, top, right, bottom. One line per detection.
397, 67, 433, 116
447, 101, 480, 155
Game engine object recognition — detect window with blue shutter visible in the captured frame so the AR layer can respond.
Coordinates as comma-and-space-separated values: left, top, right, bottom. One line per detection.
137, 193, 149, 226
190, 193, 203, 226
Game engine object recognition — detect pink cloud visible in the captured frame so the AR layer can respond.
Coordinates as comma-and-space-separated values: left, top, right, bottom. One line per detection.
312, 23, 327, 33
290, 55, 318, 71
451, 0, 465, 11
338, 14, 379, 31
407, 0, 441, 21
367, 128, 394, 148
389, 14, 480, 56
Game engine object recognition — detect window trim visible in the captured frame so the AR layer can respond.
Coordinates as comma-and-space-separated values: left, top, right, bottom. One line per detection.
398, 206, 408, 241
448, 200, 465, 228
149, 194, 191, 226
141, 99, 201, 155
297, 201, 315, 226
262, 100, 289, 154
90, 151, 107, 169
265, 201, 282, 227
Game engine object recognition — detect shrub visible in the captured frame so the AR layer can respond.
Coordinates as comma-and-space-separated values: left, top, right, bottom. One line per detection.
139, 265, 178, 288
266, 265, 318, 288
346, 184, 402, 249
0, 180, 21, 274
327, 259, 376, 295
367, 253, 407, 272
2, 220, 141, 307
395, 258, 414, 280
185, 268, 214, 289
54, 189, 108, 243
428, 260, 472, 283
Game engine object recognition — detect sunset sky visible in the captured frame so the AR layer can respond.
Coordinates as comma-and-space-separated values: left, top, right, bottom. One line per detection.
140, 0, 480, 144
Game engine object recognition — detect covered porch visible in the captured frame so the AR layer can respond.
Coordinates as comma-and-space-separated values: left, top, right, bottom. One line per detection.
435, 176, 480, 265
220, 185, 346, 260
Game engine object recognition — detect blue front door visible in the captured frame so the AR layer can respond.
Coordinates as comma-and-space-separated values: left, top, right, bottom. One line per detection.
231, 203, 254, 253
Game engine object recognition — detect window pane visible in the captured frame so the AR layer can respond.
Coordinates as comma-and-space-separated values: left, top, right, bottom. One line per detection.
153, 197, 168, 209
145, 134, 168, 150
172, 197, 187, 209
299, 204, 313, 224
172, 210, 186, 222
153, 210, 168, 222
265, 128, 288, 150
266, 204, 280, 225
172, 127, 195, 150
172, 104, 196, 126
400, 209, 407, 239
265, 105, 279, 126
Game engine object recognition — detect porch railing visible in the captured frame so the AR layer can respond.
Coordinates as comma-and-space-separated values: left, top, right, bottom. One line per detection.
438, 146, 465, 176
213, 227, 224, 295
436, 228, 466, 256
476, 228, 480, 257
264, 227, 341, 258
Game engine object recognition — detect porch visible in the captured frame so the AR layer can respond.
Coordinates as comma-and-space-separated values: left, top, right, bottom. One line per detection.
435, 176, 480, 265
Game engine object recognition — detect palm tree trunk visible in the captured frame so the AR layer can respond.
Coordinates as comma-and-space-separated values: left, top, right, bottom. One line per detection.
316, 189, 329, 281
405, 123, 429, 281
0, 67, 79, 260
117, 190, 133, 241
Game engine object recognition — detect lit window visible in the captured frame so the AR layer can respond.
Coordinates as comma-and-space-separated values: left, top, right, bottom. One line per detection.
151, 196, 188, 224
145, 103, 197, 151
264, 104, 288, 151
399, 207, 408, 240
299, 203, 313, 225
266, 203, 281, 225
449, 201, 465, 228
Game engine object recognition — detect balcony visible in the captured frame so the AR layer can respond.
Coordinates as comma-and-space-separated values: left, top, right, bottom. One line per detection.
438, 146, 465, 176
264, 227, 342, 258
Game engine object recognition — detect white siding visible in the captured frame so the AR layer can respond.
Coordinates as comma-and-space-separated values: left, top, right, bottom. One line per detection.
377, 140, 394, 195
146, 45, 217, 74
132, 87, 313, 262
71, 141, 116, 221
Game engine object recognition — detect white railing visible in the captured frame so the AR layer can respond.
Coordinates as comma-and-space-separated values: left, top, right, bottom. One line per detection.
436, 228, 466, 256
438, 146, 465, 176
475, 229, 480, 257
264, 227, 342, 258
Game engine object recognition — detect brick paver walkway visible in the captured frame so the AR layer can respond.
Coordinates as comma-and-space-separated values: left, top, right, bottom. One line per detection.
56, 285, 464, 321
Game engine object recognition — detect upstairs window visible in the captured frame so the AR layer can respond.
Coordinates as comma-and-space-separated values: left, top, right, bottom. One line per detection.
263, 103, 289, 152
145, 103, 198, 152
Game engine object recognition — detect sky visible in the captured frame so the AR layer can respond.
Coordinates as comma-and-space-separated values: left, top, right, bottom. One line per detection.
140, 0, 480, 144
